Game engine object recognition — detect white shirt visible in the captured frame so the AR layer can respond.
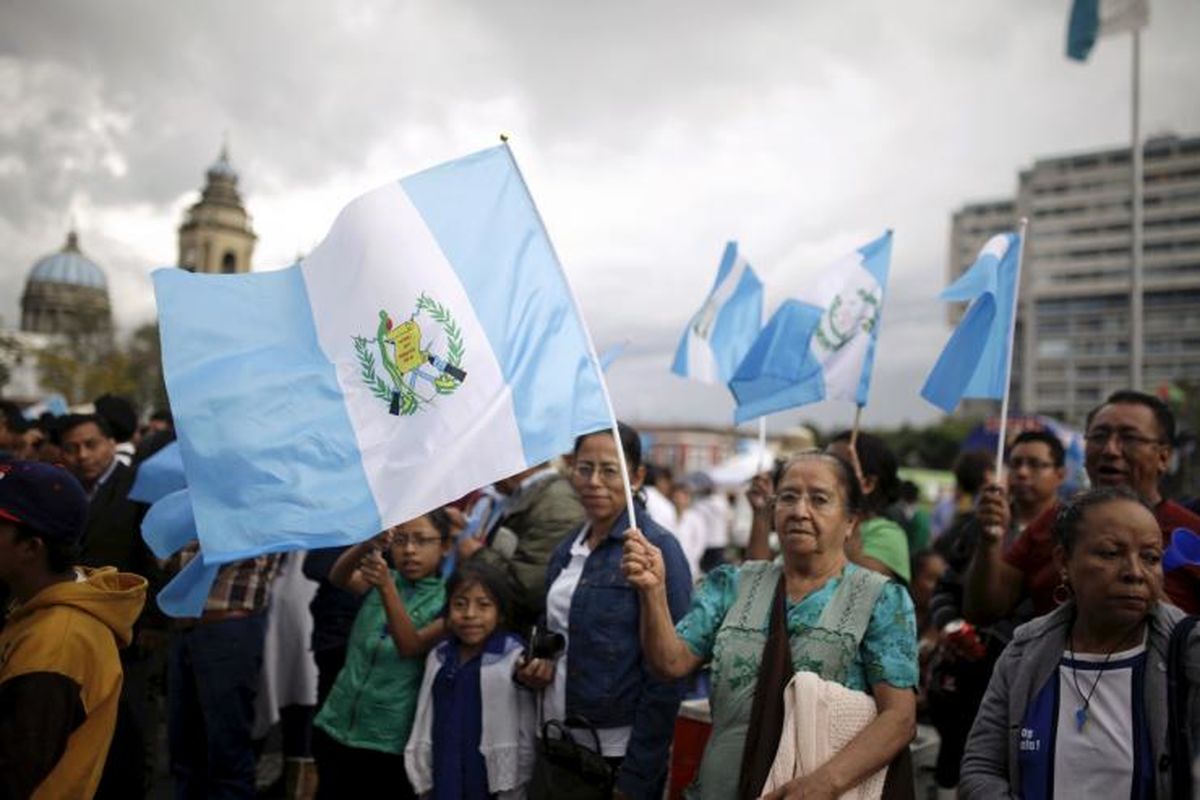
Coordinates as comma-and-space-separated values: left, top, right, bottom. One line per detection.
544, 525, 633, 757
1052, 640, 1147, 799
694, 493, 732, 549
673, 507, 707, 582
642, 486, 678, 532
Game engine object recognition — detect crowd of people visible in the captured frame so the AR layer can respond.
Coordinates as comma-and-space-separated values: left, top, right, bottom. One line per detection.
1, 387, 1199, 799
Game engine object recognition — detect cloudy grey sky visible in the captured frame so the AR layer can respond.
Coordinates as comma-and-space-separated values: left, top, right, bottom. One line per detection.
3, 0, 1199, 430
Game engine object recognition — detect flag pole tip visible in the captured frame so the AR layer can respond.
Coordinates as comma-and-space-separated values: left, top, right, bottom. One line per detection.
499, 133, 510, 143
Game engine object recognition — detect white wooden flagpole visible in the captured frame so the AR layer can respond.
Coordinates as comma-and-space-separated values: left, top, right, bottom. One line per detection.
757, 416, 768, 474
501, 137, 638, 530
1129, 30, 1144, 390
993, 218, 1030, 484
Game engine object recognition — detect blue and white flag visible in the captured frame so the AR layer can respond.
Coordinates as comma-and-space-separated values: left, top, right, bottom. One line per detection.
729, 231, 892, 423
671, 242, 764, 385
153, 145, 610, 576
920, 232, 1022, 413
1067, 0, 1148, 61
22, 393, 69, 419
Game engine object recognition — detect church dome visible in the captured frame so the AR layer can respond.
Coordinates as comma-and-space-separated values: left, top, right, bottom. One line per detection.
21, 229, 113, 339
207, 144, 238, 183
27, 231, 107, 289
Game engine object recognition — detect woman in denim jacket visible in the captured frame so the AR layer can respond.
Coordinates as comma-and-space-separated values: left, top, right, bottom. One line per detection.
517, 422, 693, 799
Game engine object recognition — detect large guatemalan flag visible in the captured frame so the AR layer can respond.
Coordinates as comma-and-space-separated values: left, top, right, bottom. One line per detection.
729, 231, 892, 423
671, 242, 764, 385
149, 146, 610, 613
920, 232, 1022, 413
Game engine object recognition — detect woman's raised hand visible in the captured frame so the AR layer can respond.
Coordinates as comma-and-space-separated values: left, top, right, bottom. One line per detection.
622, 528, 665, 592
747, 472, 773, 516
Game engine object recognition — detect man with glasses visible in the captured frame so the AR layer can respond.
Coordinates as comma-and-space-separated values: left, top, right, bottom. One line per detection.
924, 435, 1063, 794
965, 390, 1200, 623
1006, 431, 1067, 531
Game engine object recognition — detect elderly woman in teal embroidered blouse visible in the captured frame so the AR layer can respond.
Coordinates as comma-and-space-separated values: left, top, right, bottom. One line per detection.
623, 452, 918, 800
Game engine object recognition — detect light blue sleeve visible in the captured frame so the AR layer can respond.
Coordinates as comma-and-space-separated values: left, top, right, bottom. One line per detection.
674, 564, 740, 661
861, 581, 919, 689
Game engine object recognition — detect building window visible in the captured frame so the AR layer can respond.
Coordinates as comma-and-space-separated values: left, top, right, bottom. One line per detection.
221, 252, 238, 273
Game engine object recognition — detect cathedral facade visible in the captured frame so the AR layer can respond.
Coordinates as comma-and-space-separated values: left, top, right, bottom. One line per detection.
7, 144, 255, 400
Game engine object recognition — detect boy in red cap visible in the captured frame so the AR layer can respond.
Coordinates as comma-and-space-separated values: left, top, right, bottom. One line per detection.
0, 461, 147, 799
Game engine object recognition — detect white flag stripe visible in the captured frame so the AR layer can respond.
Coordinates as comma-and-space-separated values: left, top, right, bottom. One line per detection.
301, 182, 528, 521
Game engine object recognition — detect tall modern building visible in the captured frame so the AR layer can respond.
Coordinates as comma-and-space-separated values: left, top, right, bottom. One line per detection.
947, 133, 1200, 426
178, 144, 256, 274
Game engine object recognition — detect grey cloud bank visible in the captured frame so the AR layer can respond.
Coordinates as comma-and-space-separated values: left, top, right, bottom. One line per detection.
2, 0, 1198, 428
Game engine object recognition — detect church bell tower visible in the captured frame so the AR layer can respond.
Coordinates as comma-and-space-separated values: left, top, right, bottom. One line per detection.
177, 142, 256, 274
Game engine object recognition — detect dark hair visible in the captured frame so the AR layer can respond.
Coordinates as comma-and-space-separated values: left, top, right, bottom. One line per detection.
953, 450, 993, 496
911, 548, 943, 578
445, 561, 511, 628
13, 524, 79, 574
829, 431, 899, 514
899, 480, 920, 504
0, 400, 26, 434
1009, 430, 1065, 468
645, 463, 672, 486
775, 450, 864, 516
93, 394, 138, 443
150, 409, 174, 426
574, 421, 642, 472
1085, 390, 1176, 445
1052, 486, 1153, 555
426, 508, 454, 541
59, 413, 113, 440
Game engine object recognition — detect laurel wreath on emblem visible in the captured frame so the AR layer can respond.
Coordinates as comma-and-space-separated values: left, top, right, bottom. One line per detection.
351, 292, 467, 416
814, 288, 881, 353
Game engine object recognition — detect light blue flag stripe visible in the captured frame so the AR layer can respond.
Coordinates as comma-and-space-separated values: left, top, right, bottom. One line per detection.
919, 295, 998, 413
599, 342, 627, 372
854, 230, 893, 406
400, 147, 610, 465
142, 488, 198, 561
128, 441, 186, 505
156, 555, 220, 619
729, 300, 826, 424
1067, 0, 1100, 61
671, 242, 764, 384
920, 233, 1020, 412
154, 266, 382, 562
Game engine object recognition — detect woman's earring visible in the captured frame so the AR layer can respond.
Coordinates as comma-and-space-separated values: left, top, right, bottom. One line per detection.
1052, 571, 1072, 606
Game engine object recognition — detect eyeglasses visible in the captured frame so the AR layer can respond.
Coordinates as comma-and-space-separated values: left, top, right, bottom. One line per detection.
1084, 428, 1164, 450
573, 462, 625, 484
391, 535, 442, 549
775, 490, 837, 511
1008, 457, 1056, 471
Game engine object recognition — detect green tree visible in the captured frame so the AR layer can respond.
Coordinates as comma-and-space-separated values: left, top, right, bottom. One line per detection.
36, 324, 167, 411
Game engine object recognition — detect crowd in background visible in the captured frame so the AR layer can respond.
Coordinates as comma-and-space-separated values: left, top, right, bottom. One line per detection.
1, 387, 1199, 799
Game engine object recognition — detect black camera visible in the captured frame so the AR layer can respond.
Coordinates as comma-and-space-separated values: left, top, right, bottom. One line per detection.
526, 625, 565, 660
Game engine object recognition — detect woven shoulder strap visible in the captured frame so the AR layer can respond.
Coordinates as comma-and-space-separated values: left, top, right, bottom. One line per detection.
815, 565, 888, 643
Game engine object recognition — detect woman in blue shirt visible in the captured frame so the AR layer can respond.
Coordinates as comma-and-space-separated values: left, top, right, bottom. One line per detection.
517, 422, 692, 800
